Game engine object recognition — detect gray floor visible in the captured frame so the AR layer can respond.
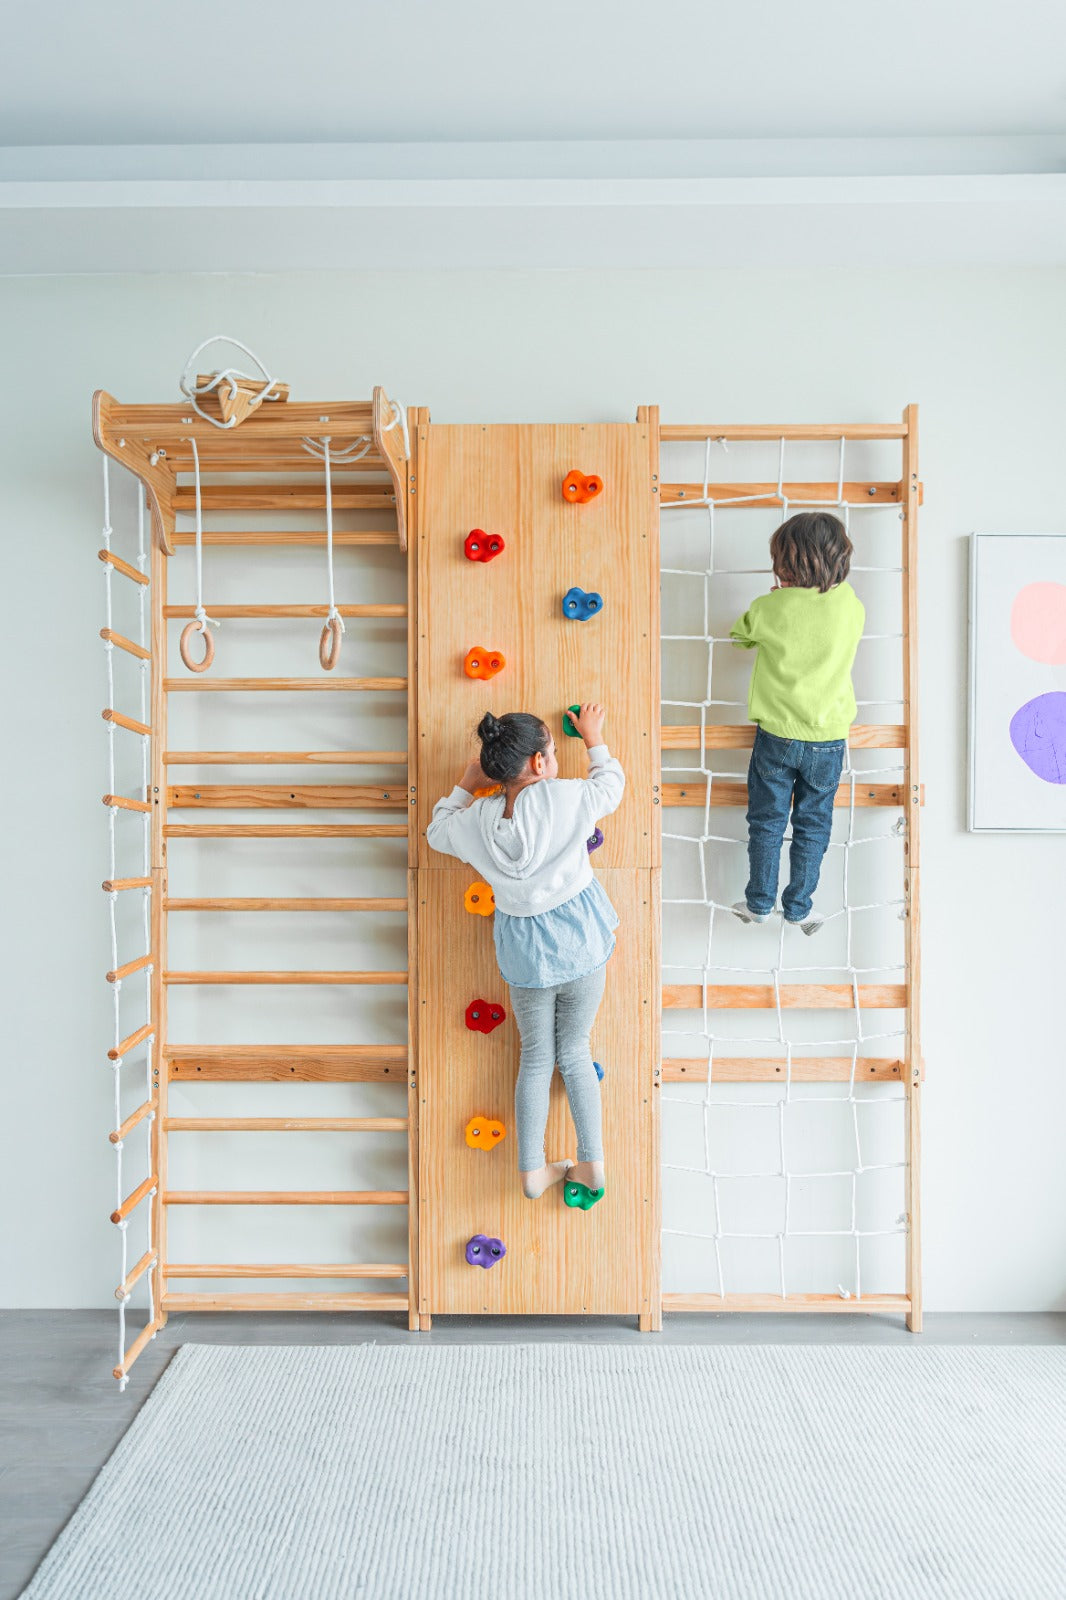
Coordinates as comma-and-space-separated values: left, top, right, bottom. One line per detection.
3, 1310, 1064, 1600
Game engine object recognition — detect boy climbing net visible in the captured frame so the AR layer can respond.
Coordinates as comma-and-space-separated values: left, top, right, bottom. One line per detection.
730, 511, 865, 935
426, 705, 623, 1209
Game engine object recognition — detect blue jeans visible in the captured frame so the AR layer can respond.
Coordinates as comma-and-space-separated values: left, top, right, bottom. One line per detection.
745, 727, 845, 921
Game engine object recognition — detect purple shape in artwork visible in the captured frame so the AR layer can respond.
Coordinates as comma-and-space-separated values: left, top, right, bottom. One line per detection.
1009, 692, 1066, 784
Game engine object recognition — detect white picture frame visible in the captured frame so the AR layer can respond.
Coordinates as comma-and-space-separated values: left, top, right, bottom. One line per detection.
969, 533, 1066, 832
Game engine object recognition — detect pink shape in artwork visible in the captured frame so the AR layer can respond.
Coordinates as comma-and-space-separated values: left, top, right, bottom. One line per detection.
1010, 581, 1066, 664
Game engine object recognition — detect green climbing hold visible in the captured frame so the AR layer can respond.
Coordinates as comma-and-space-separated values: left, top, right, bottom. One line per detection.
564, 1181, 605, 1211
562, 705, 583, 737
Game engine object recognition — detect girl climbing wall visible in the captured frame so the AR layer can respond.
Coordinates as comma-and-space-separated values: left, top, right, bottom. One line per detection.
426, 704, 624, 1209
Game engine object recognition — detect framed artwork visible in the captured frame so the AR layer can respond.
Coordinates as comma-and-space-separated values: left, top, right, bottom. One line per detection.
969, 534, 1066, 832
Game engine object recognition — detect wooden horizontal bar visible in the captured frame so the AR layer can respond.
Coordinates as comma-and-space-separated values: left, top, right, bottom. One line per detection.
164, 970, 407, 986
101, 400, 373, 441
161, 1292, 409, 1312
662, 781, 905, 808
171, 529, 399, 547
111, 1173, 157, 1223
103, 793, 152, 813
115, 1249, 157, 1301
663, 984, 907, 1009
660, 424, 908, 442
165, 1116, 407, 1132
108, 1022, 154, 1061
100, 627, 151, 661
164, 677, 406, 693
662, 1057, 904, 1082
172, 485, 395, 511
165, 897, 407, 911
112, 1098, 155, 1142
164, 1190, 408, 1205
164, 750, 408, 765
107, 953, 153, 984
662, 724, 905, 750
102, 876, 151, 893
98, 548, 149, 585
662, 1293, 911, 1314
661, 481, 901, 506
165, 1263, 407, 1278
164, 823, 407, 839
166, 1044, 406, 1082
114, 1313, 166, 1381
167, 785, 407, 810
163, 604, 407, 620
102, 708, 150, 737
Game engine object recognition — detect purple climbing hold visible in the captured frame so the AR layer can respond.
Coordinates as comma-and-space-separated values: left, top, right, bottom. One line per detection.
587, 827, 604, 853
466, 1234, 506, 1269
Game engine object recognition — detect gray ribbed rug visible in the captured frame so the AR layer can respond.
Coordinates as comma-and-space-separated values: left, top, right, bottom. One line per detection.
22, 1344, 1066, 1600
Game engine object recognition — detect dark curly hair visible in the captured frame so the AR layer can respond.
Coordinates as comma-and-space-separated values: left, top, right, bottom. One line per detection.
770, 511, 853, 593
476, 711, 550, 784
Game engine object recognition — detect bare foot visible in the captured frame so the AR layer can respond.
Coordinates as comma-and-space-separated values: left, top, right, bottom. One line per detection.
520, 1160, 573, 1200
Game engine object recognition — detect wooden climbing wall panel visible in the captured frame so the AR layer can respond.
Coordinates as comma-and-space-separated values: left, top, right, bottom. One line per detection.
413, 420, 661, 1319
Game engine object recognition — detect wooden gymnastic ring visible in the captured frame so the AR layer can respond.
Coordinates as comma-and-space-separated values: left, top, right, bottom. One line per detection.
179, 620, 214, 673
319, 616, 343, 671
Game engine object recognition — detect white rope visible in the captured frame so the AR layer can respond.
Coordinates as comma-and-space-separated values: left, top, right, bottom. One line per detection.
188, 439, 218, 642
660, 433, 910, 1302
178, 335, 282, 430
300, 436, 346, 667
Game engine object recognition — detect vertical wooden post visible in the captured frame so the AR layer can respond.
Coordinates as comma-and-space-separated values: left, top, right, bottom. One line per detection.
406, 407, 426, 1331
900, 404, 922, 1332
149, 514, 169, 1325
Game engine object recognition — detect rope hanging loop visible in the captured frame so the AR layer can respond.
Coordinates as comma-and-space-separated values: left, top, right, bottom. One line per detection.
178, 335, 283, 430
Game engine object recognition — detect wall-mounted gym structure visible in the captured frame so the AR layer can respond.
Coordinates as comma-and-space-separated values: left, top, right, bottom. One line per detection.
94, 385, 921, 1383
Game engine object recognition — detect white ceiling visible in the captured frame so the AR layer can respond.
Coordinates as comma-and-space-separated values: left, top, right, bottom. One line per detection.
2, 3, 1064, 272
4, 0, 1065, 146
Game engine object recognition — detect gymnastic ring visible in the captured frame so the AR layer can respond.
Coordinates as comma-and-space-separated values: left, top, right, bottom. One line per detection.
179, 619, 214, 673
319, 616, 343, 672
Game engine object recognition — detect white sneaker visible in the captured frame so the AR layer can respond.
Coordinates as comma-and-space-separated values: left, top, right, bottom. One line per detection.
732, 900, 769, 925
786, 910, 824, 936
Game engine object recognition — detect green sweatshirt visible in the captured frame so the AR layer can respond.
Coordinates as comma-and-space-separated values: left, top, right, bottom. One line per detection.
730, 582, 865, 741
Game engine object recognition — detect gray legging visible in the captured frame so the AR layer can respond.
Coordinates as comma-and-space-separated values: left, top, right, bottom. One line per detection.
507, 964, 606, 1170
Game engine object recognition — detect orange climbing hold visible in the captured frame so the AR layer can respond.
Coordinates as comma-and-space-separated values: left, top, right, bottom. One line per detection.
465, 1115, 507, 1151
464, 647, 506, 680
562, 470, 603, 505
464, 881, 495, 916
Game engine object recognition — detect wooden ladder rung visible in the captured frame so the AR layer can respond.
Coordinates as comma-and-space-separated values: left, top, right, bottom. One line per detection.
662, 1293, 911, 1314
171, 485, 395, 511
165, 1116, 408, 1131
165, 1045, 406, 1082
165, 1263, 407, 1277
163, 677, 407, 693
100, 627, 151, 660
662, 723, 906, 750
163, 970, 407, 985
160, 1292, 409, 1312
660, 480, 904, 506
102, 708, 151, 737
164, 824, 407, 839
171, 530, 399, 547
163, 605, 407, 620
102, 877, 152, 892
165, 898, 407, 911
662, 1057, 905, 1082
163, 1190, 408, 1205
111, 1098, 156, 1142
98, 548, 149, 585
662, 781, 911, 808
107, 953, 153, 983
111, 1174, 157, 1223
103, 793, 152, 813
663, 984, 907, 1010
108, 1022, 154, 1061
166, 785, 407, 809
163, 751, 408, 766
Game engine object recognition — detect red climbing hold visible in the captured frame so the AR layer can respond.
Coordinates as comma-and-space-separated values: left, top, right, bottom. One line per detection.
466, 999, 507, 1034
464, 529, 506, 563
562, 471, 604, 505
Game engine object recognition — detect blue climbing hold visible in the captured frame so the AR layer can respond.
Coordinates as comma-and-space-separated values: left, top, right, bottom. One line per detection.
562, 586, 604, 622
593, 1060, 604, 1082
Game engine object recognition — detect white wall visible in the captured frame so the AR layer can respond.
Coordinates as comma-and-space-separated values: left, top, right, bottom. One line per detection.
1, 265, 1063, 1311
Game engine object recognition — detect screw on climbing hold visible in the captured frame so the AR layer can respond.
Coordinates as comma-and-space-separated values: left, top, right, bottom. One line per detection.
464, 647, 506, 681
562, 705, 583, 737
464, 529, 506, 563
593, 1060, 604, 1081
464, 881, 495, 916
465, 1116, 507, 1151
466, 1234, 506, 1268
564, 1181, 605, 1211
562, 471, 604, 505
465, 999, 507, 1034
562, 586, 604, 621
587, 827, 604, 854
